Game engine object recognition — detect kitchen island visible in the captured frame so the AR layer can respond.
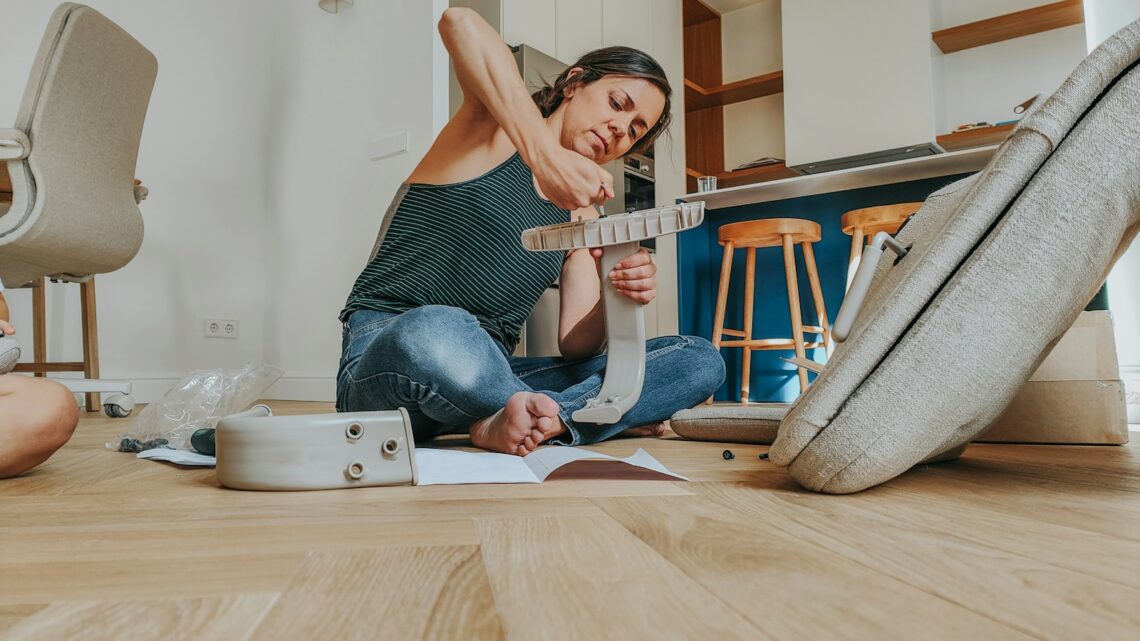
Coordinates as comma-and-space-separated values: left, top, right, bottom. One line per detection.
674, 145, 998, 402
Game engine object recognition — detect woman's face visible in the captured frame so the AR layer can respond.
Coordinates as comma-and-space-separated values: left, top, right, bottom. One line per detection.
559, 72, 666, 164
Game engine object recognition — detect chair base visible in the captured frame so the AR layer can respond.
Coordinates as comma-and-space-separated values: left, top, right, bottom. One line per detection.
58, 378, 134, 418
216, 406, 418, 491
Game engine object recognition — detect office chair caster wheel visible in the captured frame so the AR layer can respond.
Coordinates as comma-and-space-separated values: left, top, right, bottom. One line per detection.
104, 393, 135, 418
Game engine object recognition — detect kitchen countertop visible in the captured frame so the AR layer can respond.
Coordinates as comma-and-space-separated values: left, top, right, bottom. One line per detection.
679, 145, 998, 210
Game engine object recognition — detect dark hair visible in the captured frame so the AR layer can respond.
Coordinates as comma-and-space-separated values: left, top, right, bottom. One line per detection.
531, 46, 672, 155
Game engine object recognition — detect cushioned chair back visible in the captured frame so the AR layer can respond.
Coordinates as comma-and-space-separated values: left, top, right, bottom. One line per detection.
0, 3, 156, 287
768, 18, 1140, 493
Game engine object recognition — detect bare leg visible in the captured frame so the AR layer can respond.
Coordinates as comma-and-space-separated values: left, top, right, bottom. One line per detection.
469, 391, 566, 456
0, 375, 79, 478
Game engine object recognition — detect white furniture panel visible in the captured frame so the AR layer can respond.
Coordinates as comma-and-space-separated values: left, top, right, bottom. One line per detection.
556, 0, 603, 63
502, 0, 556, 49
601, 0, 654, 55
782, 0, 937, 167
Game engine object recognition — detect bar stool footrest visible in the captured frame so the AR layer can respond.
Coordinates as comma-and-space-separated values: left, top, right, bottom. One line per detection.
720, 339, 825, 349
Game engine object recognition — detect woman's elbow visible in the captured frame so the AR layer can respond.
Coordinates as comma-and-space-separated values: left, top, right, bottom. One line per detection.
439, 7, 475, 36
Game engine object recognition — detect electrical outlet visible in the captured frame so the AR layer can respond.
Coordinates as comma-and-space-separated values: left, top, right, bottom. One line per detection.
204, 318, 239, 339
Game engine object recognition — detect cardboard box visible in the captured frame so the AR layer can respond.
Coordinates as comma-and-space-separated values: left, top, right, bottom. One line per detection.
978, 379, 1129, 444
977, 311, 1129, 444
1026, 311, 1120, 382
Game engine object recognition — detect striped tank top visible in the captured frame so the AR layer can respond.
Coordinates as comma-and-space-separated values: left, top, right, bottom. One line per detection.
340, 152, 569, 351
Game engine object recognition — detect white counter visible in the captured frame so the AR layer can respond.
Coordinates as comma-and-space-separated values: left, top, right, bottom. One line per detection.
679, 145, 998, 210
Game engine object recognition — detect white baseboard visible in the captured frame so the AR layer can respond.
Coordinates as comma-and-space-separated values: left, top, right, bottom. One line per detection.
45, 373, 336, 404
44, 374, 184, 405
263, 376, 336, 402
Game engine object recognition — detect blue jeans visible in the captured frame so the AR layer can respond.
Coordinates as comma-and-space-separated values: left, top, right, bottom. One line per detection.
336, 305, 725, 446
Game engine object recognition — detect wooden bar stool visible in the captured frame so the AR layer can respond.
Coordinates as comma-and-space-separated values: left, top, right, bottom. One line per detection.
841, 203, 923, 291
711, 218, 831, 402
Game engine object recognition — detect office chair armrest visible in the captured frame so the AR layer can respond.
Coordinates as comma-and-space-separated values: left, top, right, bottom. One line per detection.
0, 129, 30, 161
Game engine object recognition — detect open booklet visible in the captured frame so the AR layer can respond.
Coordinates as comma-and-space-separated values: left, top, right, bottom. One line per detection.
414, 447, 688, 485
137, 445, 687, 486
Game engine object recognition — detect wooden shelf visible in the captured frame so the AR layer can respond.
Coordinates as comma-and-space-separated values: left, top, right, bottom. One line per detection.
685, 71, 784, 112
682, 0, 719, 27
936, 123, 1016, 151
932, 0, 1084, 54
686, 163, 799, 189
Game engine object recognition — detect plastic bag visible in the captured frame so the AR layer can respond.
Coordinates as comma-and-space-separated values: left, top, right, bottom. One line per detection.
110, 363, 283, 452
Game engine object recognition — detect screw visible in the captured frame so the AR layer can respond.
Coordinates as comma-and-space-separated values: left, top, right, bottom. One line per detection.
759, 452, 769, 461
722, 449, 735, 460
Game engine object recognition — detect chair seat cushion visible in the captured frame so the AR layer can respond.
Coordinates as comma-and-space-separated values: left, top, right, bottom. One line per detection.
767, 20, 1140, 493
670, 404, 786, 444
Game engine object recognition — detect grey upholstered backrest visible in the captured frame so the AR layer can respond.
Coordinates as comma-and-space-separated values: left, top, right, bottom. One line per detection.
0, 3, 156, 287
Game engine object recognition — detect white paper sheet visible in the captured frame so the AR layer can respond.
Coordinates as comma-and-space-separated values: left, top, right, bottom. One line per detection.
415, 447, 687, 485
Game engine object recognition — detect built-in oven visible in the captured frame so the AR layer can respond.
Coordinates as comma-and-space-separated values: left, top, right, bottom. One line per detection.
606, 151, 656, 249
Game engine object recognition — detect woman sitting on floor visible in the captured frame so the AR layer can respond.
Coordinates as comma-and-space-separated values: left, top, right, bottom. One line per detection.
336, 8, 724, 455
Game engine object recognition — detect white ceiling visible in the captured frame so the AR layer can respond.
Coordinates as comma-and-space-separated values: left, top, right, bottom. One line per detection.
699, 0, 769, 15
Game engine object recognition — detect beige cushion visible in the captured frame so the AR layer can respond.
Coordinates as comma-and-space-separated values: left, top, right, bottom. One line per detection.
669, 404, 786, 444
0, 3, 156, 287
768, 19, 1140, 493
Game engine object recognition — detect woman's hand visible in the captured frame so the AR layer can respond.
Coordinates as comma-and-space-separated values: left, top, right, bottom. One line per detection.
0, 320, 14, 336
532, 143, 615, 210
592, 248, 656, 305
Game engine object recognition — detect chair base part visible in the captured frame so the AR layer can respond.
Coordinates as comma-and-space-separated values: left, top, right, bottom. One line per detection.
216, 406, 418, 491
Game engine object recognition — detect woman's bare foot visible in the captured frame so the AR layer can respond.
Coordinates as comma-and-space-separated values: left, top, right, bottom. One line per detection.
469, 392, 565, 456
618, 421, 667, 438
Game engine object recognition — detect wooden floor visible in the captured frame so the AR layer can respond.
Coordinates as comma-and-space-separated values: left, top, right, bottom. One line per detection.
1, 401, 1138, 641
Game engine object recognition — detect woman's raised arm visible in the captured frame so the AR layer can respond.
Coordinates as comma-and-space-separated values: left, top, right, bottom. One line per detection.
439, 8, 612, 210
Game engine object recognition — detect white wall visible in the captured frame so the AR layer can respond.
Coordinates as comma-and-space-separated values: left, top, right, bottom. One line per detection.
1086, 0, 1140, 45
0, 0, 447, 402
1085, 0, 1140, 390
0, 0, 277, 401
721, 0, 783, 170
262, 0, 448, 400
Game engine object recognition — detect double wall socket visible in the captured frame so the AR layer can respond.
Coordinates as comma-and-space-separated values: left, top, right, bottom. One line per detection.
204, 318, 239, 339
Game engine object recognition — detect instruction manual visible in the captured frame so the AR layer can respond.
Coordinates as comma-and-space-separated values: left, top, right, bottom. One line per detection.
414, 447, 687, 485
137, 445, 687, 486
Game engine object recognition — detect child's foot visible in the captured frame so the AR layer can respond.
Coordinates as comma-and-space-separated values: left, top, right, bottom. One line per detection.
470, 392, 565, 456
619, 422, 667, 438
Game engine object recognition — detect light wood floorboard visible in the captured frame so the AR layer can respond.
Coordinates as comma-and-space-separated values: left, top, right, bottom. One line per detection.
0, 594, 277, 641
1, 400, 1137, 640
251, 547, 504, 641
475, 515, 766, 641
698, 482, 1140, 640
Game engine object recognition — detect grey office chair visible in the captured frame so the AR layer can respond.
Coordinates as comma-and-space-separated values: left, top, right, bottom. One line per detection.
0, 3, 157, 417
